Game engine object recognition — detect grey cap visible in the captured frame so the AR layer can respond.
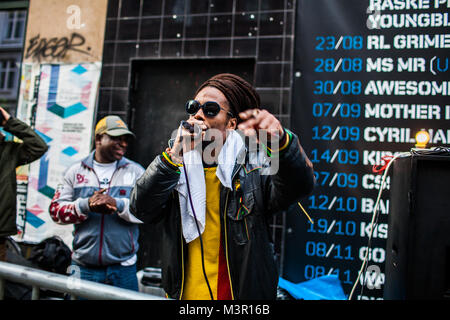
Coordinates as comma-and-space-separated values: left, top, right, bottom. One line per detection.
95, 115, 135, 137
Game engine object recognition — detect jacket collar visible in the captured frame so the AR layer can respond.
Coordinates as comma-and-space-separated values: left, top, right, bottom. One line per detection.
81, 150, 130, 170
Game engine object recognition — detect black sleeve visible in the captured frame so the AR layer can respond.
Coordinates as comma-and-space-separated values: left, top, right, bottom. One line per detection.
129, 155, 181, 224
262, 130, 315, 215
3, 117, 48, 166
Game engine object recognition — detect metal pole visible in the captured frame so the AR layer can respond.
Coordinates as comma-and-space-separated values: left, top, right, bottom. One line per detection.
31, 285, 40, 300
0, 261, 165, 300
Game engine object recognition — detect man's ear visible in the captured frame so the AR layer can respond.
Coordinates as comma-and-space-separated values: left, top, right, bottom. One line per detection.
227, 117, 237, 130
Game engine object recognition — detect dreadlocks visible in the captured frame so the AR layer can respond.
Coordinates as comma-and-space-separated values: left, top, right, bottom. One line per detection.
195, 73, 260, 123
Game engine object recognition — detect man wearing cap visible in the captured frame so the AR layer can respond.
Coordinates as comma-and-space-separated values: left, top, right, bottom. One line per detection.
49, 115, 144, 291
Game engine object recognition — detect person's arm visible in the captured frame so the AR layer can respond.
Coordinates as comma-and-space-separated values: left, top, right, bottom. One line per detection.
1, 107, 48, 166
261, 130, 315, 214
129, 153, 181, 224
238, 108, 315, 215
49, 166, 89, 225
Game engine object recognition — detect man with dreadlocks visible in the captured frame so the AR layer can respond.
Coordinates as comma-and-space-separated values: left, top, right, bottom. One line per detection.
130, 73, 315, 300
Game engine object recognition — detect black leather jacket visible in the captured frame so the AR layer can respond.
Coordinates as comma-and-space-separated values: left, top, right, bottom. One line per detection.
130, 130, 315, 299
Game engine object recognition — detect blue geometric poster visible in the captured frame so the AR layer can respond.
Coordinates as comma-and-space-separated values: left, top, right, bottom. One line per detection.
20, 63, 101, 247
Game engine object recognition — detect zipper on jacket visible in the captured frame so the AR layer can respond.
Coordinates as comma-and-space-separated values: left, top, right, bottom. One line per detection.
88, 166, 105, 266
223, 188, 235, 300
99, 168, 121, 265
98, 215, 105, 265
223, 163, 243, 300
92, 166, 119, 266
129, 231, 135, 253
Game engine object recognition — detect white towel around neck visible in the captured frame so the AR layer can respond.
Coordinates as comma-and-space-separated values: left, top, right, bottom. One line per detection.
175, 129, 245, 243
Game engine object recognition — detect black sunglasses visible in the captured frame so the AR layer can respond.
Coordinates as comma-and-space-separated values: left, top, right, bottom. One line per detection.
185, 100, 234, 118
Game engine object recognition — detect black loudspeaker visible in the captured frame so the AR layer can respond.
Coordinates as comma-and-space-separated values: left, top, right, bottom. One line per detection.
384, 151, 450, 300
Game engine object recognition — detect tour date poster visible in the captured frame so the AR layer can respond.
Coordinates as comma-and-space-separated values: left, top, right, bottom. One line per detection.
285, 0, 450, 299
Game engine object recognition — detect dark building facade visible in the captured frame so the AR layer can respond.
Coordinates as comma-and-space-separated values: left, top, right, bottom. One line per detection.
98, 0, 295, 123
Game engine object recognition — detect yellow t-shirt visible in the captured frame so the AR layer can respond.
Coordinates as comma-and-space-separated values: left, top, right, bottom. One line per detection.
181, 167, 232, 300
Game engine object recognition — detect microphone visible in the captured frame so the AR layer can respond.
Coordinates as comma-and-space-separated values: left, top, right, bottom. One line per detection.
181, 120, 195, 133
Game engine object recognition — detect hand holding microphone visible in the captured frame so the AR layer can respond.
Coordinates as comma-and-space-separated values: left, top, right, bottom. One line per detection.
167, 119, 207, 164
